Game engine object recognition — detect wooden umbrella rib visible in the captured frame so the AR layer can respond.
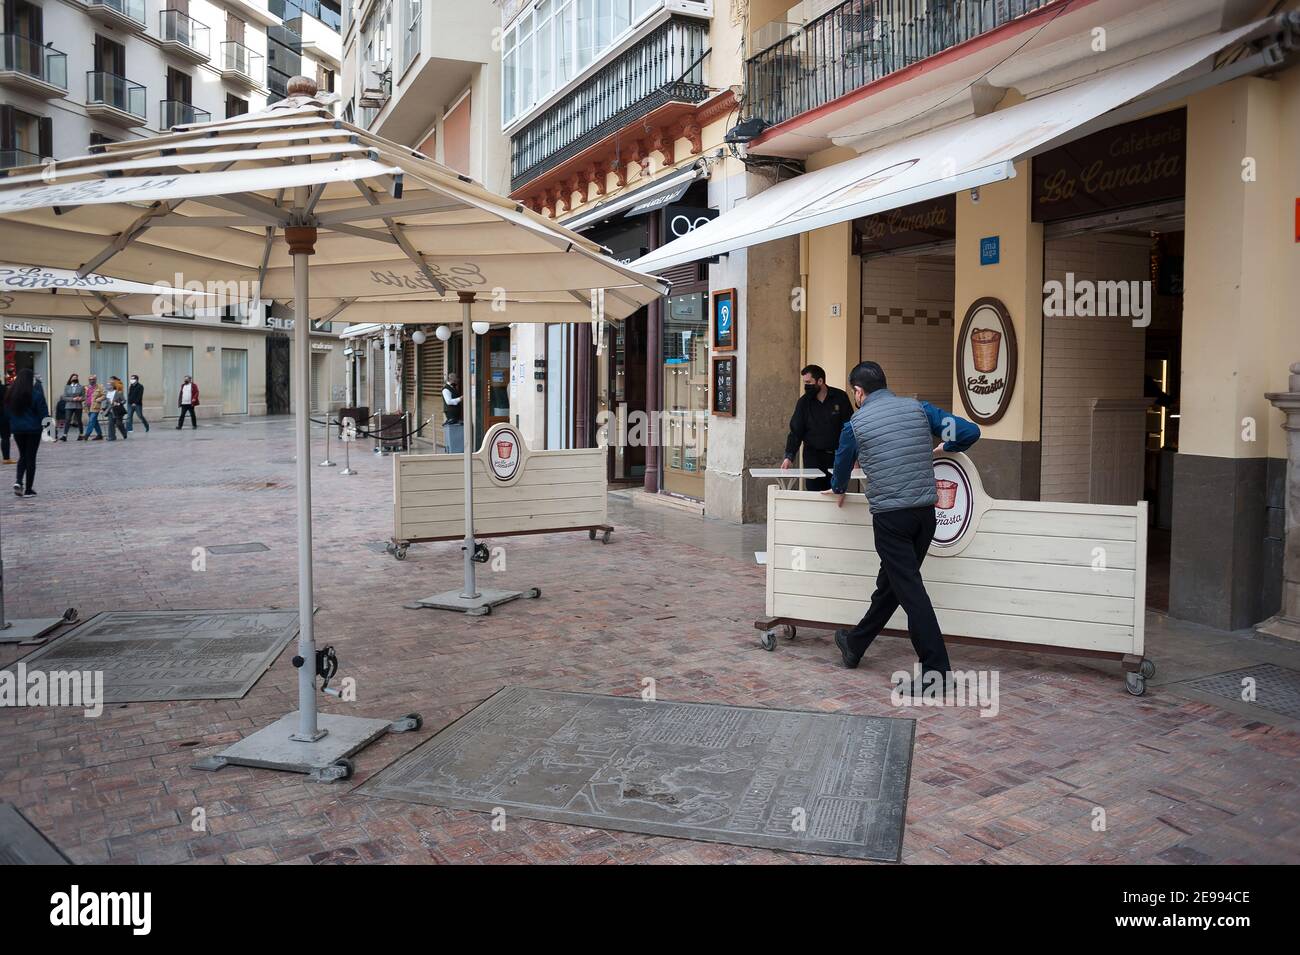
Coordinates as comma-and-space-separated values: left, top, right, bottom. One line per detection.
354, 181, 447, 296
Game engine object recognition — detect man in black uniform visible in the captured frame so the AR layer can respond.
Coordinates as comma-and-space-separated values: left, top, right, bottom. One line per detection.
782, 364, 852, 491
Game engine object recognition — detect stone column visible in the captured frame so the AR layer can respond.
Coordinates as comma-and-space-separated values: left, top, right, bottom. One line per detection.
1259, 361, 1300, 644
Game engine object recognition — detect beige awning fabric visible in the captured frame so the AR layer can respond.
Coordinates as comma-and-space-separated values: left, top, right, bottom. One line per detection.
0, 95, 668, 322
634, 22, 1264, 273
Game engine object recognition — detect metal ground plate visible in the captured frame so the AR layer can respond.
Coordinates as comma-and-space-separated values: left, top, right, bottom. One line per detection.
361, 686, 915, 861
1178, 663, 1300, 720
206, 542, 270, 555
6, 610, 298, 703
0, 803, 70, 864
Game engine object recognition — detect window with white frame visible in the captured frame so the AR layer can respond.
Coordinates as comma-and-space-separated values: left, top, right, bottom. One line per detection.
400, 0, 420, 73
501, 0, 677, 126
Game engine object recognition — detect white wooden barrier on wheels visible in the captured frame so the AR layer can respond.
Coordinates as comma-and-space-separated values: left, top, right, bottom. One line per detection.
752, 452, 1154, 695
389, 422, 613, 560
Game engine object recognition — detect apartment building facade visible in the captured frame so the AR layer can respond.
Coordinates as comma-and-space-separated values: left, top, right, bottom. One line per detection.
0, 0, 348, 419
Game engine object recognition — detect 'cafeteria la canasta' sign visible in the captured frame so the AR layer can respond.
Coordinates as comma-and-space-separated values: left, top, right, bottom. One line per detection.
956, 297, 1017, 426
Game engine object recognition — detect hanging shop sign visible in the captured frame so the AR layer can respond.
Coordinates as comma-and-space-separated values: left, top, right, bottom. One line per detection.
852, 194, 955, 255
956, 297, 1017, 425
711, 288, 736, 352
660, 203, 719, 245
1032, 108, 1186, 223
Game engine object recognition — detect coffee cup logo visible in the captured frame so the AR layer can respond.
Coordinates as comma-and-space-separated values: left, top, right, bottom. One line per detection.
956, 298, 1016, 425
932, 460, 973, 546
935, 479, 959, 510
488, 427, 521, 481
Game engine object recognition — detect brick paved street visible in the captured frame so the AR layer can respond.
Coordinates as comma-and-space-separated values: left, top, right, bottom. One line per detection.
2, 418, 1298, 864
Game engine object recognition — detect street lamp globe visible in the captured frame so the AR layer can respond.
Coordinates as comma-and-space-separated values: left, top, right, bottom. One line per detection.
435, 325, 452, 341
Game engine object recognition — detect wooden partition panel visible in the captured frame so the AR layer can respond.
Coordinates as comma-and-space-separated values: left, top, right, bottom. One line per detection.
394, 424, 607, 542
765, 453, 1147, 658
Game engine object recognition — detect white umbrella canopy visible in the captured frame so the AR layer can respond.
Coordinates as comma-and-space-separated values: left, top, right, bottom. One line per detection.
0, 76, 668, 774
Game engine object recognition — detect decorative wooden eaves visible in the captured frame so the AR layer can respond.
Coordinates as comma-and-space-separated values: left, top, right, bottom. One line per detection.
514, 89, 736, 219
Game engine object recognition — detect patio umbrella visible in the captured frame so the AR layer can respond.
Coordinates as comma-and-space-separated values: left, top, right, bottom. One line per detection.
0, 267, 220, 644
0, 75, 667, 779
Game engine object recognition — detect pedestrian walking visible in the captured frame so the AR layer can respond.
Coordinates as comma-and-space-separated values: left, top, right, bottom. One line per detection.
442, 372, 464, 453
60, 373, 85, 441
0, 377, 12, 465
176, 375, 199, 429
105, 377, 128, 440
83, 376, 105, 441
782, 364, 853, 491
126, 374, 149, 432
824, 361, 981, 691
4, 368, 48, 497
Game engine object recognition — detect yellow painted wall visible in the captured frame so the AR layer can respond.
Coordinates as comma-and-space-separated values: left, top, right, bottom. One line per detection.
952, 162, 1044, 442
1182, 75, 1300, 461
804, 221, 860, 391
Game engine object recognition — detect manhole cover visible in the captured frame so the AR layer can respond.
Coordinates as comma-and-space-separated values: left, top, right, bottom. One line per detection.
6, 610, 299, 703
1179, 663, 1300, 719
207, 542, 270, 555
361, 686, 915, 861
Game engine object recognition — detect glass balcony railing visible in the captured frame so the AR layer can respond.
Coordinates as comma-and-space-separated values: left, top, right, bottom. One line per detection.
0, 147, 41, 170
510, 17, 710, 189
86, 71, 147, 119
161, 99, 211, 128
159, 10, 211, 57
745, 0, 1052, 129
87, 0, 147, 27
0, 34, 67, 89
220, 40, 264, 84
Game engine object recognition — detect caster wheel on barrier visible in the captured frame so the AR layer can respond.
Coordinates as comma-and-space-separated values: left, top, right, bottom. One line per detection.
759, 629, 777, 651
589, 529, 597, 540
405, 712, 423, 731
1125, 672, 1146, 697
384, 541, 395, 555
785, 625, 797, 641
527, 588, 541, 599
394, 545, 408, 561
332, 758, 355, 781
1140, 659, 1155, 679
63, 608, 79, 623
601, 529, 612, 544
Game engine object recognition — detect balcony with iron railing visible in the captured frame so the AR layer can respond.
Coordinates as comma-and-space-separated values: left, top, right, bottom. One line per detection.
161, 99, 212, 128
159, 10, 212, 64
0, 34, 67, 97
220, 40, 264, 87
84, 0, 148, 34
86, 71, 147, 126
510, 17, 710, 190
0, 147, 42, 170
745, 0, 1052, 129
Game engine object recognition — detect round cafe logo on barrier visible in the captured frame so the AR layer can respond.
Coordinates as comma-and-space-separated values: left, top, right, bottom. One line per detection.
956, 297, 1017, 425
488, 426, 522, 482
932, 458, 974, 547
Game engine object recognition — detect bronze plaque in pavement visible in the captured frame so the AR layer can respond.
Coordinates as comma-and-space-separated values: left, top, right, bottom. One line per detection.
362, 686, 914, 861
7, 610, 298, 703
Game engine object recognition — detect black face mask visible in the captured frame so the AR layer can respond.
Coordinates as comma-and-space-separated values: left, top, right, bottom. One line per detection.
803, 383, 818, 397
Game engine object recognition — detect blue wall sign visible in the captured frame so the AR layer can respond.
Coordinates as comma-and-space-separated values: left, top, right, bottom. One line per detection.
979, 235, 1000, 266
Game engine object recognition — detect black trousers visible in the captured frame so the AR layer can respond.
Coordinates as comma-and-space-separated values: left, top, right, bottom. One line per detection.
176, 405, 197, 428
0, 419, 9, 460
14, 432, 40, 492
804, 447, 836, 492
844, 504, 951, 675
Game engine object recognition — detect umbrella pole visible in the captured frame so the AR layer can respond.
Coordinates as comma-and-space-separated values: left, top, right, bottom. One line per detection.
199, 219, 420, 782
290, 230, 323, 742
460, 294, 478, 600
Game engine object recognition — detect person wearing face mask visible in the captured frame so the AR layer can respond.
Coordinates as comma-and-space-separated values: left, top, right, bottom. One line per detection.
823, 360, 980, 690
780, 364, 852, 492
83, 375, 105, 441
176, 375, 199, 429
126, 374, 149, 433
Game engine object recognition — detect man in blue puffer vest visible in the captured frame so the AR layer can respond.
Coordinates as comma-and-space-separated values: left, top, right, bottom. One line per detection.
823, 361, 980, 685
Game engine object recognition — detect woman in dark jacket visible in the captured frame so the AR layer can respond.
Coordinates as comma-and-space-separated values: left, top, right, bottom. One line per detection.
4, 369, 49, 497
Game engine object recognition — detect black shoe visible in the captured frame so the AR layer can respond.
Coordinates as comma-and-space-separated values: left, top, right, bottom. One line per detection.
22, 489, 35, 497
834, 629, 862, 669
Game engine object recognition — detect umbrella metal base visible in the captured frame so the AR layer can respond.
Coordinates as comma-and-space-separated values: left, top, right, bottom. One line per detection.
414, 587, 540, 617
193, 710, 420, 782
0, 617, 66, 645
